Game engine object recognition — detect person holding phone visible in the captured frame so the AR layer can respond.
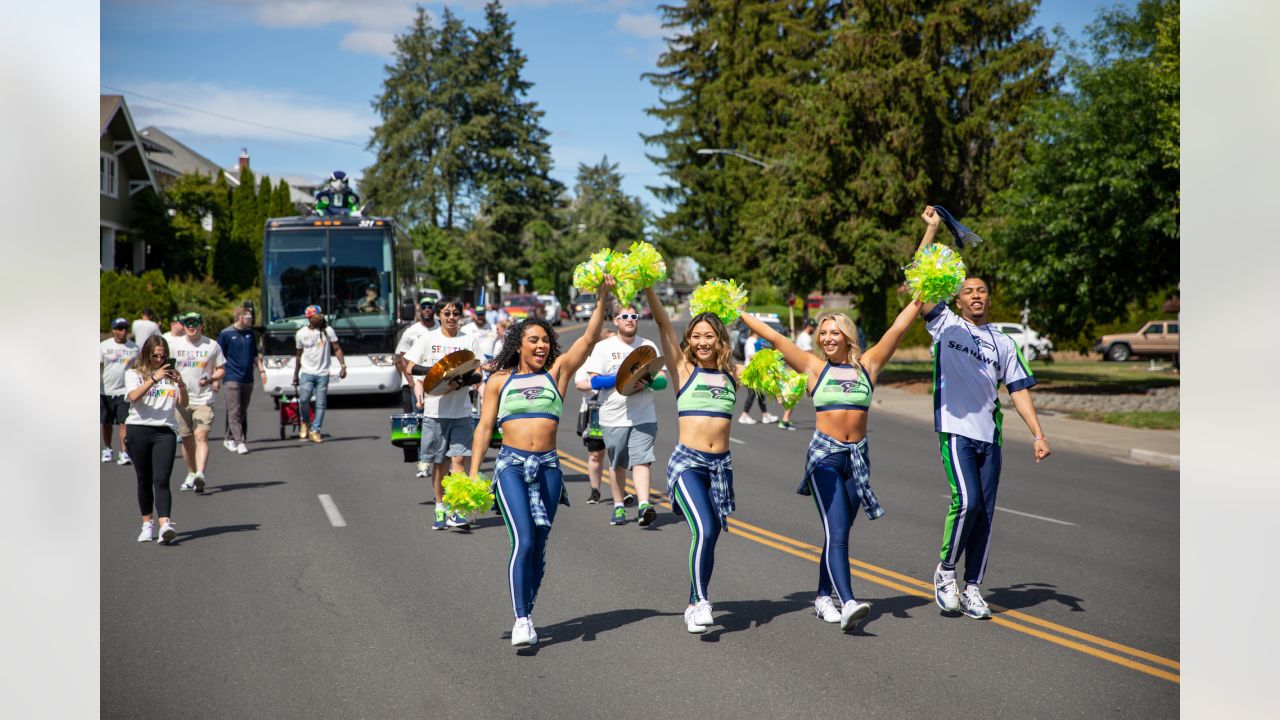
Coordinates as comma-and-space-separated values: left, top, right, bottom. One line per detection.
124, 335, 188, 544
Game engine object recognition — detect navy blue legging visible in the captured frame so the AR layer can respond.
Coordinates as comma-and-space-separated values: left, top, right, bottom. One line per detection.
808, 453, 860, 604
671, 467, 722, 605
938, 433, 1003, 586
494, 451, 564, 619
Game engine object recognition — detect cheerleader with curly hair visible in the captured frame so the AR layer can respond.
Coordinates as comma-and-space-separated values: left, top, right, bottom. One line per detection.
470, 276, 616, 647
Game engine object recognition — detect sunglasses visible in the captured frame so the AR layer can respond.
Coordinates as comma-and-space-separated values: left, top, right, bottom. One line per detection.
439, 311, 462, 317
616, 313, 640, 320
182, 321, 200, 328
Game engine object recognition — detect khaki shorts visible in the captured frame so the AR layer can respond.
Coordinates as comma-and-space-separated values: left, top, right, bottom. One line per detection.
176, 404, 215, 437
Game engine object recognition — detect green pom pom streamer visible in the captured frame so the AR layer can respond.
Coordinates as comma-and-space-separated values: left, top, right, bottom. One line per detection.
689, 279, 749, 325
572, 248, 615, 295
441, 472, 495, 517
904, 244, 967, 303
779, 370, 807, 410
740, 348, 786, 396
627, 241, 667, 288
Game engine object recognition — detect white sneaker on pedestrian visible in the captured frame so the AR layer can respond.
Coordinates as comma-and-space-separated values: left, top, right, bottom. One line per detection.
179, 472, 197, 491
761, 412, 779, 424
511, 617, 538, 646
192, 472, 206, 494
840, 600, 871, 632
959, 585, 992, 620
415, 462, 429, 478
814, 596, 841, 623
117, 451, 132, 466
684, 606, 707, 634
237, 443, 248, 455
157, 521, 176, 545
136, 520, 155, 543
693, 599, 714, 627
934, 564, 961, 612
223, 439, 237, 452
102, 449, 113, 463
737, 413, 757, 425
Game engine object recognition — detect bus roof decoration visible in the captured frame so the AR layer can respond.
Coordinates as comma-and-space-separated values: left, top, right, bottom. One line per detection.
314, 170, 361, 218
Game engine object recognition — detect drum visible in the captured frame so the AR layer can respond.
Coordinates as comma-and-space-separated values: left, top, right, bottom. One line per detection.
416, 349, 482, 397
390, 413, 422, 447
615, 345, 665, 396
489, 424, 503, 450
584, 399, 604, 440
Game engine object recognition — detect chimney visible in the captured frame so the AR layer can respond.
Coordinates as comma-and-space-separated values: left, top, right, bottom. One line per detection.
238, 148, 249, 173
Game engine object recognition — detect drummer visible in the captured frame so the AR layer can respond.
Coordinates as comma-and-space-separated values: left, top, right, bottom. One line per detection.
404, 296, 483, 531
470, 276, 615, 647
582, 302, 667, 527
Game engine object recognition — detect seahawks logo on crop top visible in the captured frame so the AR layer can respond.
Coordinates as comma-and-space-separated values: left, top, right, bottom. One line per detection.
829, 377, 870, 394
516, 387, 553, 401
703, 386, 730, 400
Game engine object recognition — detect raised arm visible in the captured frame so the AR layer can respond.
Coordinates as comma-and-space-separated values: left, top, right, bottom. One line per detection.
469, 373, 504, 477
645, 286, 686, 395
860, 298, 924, 382
557, 276, 616, 379
915, 206, 945, 317
740, 313, 824, 376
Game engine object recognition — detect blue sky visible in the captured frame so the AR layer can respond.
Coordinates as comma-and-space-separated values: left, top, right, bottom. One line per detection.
102, 0, 1131, 214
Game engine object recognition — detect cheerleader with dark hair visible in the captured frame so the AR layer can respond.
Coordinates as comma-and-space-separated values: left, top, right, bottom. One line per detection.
470, 276, 616, 647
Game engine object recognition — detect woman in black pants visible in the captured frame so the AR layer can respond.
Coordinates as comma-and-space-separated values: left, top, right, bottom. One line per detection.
124, 335, 188, 544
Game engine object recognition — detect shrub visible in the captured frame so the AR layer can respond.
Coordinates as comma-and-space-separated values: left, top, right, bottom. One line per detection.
100, 270, 174, 332
168, 276, 233, 332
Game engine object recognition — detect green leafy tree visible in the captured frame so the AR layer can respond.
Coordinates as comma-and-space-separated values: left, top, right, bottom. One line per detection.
990, 0, 1179, 345
411, 224, 474, 295
167, 172, 225, 279
568, 156, 647, 253
215, 167, 259, 292
209, 171, 232, 279
272, 178, 294, 217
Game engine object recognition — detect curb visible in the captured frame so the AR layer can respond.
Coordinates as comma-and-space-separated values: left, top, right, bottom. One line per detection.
1129, 448, 1180, 469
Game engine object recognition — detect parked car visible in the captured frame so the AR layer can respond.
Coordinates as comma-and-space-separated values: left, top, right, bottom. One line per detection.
1095, 320, 1180, 362
502, 294, 543, 321
537, 294, 563, 326
990, 322, 1055, 362
729, 313, 787, 361
571, 293, 600, 321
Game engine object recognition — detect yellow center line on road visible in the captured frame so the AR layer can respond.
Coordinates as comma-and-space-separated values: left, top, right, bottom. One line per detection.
553, 449, 1180, 684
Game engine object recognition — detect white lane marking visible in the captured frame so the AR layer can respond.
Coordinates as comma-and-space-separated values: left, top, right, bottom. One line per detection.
729, 437, 745, 445
317, 494, 347, 527
939, 495, 1078, 527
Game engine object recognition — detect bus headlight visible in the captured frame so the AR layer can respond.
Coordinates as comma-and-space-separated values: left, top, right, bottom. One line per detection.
264, 356, 292, 369
369, 354, 396, 366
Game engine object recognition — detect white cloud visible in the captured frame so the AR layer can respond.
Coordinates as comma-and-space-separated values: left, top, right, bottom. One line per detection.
122, 81, 377, 144
339, 30, 398, 55
615, 12, 664, 39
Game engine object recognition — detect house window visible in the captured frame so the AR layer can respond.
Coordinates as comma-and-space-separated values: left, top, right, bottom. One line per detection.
100, 153, 118, 197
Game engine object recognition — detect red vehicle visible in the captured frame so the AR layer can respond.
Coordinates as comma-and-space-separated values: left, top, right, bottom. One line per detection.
502, 294, 543, 321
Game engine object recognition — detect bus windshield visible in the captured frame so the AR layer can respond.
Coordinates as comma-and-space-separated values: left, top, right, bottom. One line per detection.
263, 227, 395, 332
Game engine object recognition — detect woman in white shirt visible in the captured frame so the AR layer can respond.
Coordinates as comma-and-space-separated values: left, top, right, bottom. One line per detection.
124, 335, 189, 545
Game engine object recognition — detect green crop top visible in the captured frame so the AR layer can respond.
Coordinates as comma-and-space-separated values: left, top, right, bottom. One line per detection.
497, 371, 563, 425
676, 367, 737, 419
811, 362, 873, 412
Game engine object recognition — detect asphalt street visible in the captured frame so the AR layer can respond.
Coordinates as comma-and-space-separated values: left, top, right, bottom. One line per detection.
101, 321, 1179, 719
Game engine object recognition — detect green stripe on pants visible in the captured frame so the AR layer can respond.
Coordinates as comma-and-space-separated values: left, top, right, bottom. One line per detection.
938, 434, 962, 562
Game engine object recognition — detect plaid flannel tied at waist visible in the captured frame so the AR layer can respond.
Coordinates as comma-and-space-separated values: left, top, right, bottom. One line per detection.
798, 430, 884, 520
666, 443, 735, 531
494, 446, 570, 528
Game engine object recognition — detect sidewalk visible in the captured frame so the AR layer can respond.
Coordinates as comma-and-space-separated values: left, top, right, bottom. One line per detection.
872, 385, 1180, 470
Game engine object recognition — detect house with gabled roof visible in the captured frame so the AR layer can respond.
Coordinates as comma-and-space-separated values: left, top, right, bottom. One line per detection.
100, 95, 160, 272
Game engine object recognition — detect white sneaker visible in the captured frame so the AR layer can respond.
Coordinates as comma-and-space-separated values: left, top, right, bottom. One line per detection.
192, 472, 206, 494
683, 606, 707, 634
415, 462, 429, 478
693, 599, 713, 626
934, 564, 961, 612
814, 596, 841, 623
102, 449, 113, 463
511, 617, 538, 646
157, 521, 176, 545
117, 452, 132, 466
761, 413, 779, 424
237, 443, 248, 455
737, 414, 757, 425
841, 600, 871, 632
179, 472, 197, 491
136, 520, 155, 542
223, 439, 237, 452
959, 585, 992, 620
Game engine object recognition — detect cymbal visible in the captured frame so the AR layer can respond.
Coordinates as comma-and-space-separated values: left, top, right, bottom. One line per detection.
420, 349, 481, 396
615, 345, 664, 396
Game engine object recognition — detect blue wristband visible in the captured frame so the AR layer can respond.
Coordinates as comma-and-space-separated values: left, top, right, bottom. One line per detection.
590, 374, 617, 390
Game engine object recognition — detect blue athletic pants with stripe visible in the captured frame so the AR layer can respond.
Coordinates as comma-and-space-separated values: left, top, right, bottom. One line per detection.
808, 454, 860, 604
938, 433, 1002, 586
494, 457, 564, 618
671, 468, 721, 605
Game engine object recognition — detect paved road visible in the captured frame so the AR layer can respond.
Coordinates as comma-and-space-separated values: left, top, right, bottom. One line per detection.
101, 322, 1179, 718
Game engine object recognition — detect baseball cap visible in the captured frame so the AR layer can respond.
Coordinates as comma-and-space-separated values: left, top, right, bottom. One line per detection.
474, 306, 486, 315
304, 304, 323, 318
111, 317, 129, 329
418, 297, 435, 308
803, 318, 817, 328
181, 312, 203, 326
170, 314, 181, 324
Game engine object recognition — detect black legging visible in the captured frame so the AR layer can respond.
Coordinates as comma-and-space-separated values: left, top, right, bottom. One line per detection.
125, 424, 176, 518
741, 387, 767, 413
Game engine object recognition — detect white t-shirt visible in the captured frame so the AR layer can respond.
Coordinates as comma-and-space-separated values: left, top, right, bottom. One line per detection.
796, 331, 814, 353
396, 321, 436, 388
924, 304, 1037, 444
169, 335, 226, 406
460, 320, 500, 360
404, 328, 482, 418
100, 338, 139, 396
124, 370, 181, 431
131, 319, 161, 347
583, 334, 661, 427
295, 325, 340, 375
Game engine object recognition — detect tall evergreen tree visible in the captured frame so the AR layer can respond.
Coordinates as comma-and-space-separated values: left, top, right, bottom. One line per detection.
272, 178, 294, 217
215, 167, 259, 292
209, 171, 233, 283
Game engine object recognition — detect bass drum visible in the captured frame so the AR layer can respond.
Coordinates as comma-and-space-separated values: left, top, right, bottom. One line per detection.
390, 413, 422, 447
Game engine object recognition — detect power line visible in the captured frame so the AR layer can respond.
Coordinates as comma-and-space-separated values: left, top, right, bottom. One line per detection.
100, 83, 368, 148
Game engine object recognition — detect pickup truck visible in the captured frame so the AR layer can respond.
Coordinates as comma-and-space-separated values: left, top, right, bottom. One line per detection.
1095, 320, 1180, 362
